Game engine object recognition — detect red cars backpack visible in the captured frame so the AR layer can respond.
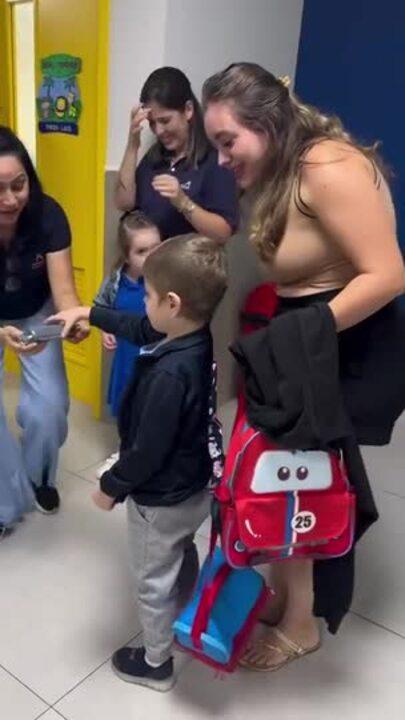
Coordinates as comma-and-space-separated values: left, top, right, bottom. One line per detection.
213, 401, 356, 568
211, 282, 355, 567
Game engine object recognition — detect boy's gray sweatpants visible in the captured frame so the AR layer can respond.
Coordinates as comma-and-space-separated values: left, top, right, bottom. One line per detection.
127, 488, 210, 666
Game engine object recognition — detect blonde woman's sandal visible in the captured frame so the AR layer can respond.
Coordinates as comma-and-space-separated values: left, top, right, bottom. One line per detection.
240, 627, 321, 672
241, 612, 283, 657
242, 593, 285, 656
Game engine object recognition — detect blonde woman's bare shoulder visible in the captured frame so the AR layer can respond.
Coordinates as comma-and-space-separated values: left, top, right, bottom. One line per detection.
301, 140, 378, 199
303, 139, 365, 166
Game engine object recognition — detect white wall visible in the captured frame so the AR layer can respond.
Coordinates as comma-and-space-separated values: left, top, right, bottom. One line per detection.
107, 0, 168, 169
164, 0, 303, 97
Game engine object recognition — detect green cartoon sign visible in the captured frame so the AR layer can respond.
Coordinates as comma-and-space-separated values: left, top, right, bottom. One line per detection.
37, 54, 83, 135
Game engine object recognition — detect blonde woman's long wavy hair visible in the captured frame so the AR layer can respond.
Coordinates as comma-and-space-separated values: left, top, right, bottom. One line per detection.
203, 63, 385, 262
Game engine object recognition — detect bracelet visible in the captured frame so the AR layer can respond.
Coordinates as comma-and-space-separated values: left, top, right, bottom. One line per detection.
180, 196, 196, 218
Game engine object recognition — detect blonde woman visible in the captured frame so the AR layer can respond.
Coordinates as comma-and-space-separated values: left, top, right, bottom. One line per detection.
203, 63, 405, 672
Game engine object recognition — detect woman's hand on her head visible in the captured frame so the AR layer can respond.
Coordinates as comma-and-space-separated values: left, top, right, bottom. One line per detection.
0, 326, 46, 355
128, 105, 150, 149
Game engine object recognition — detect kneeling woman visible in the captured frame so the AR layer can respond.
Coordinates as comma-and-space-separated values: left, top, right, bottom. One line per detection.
0, 127, 87, 535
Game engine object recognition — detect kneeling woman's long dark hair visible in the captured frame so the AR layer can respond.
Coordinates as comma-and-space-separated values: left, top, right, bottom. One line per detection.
140, 67, 211, 168
0, 126, 44, 236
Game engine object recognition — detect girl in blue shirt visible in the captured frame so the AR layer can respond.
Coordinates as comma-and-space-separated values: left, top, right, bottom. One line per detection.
94, 211, 160, 476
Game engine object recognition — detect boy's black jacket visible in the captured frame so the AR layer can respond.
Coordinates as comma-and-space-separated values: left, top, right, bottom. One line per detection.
90, 306, 213, 506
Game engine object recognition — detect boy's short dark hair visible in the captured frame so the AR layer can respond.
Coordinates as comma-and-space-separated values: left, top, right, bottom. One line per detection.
144, 234, 228, 323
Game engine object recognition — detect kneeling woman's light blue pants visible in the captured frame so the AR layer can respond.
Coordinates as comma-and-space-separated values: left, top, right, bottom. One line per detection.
0, 303, 69, 526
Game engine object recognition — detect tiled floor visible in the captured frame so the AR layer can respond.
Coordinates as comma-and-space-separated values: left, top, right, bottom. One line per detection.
1, 373, 405, 720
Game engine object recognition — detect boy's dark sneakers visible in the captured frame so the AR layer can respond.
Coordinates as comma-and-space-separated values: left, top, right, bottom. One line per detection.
32, 484, 60, 514
112, 646, 175, 692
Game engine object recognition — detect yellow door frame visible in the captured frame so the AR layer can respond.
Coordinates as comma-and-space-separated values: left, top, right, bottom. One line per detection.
0, 0, 15, 128
93, 0, 110, 417
1, 0, 18, 373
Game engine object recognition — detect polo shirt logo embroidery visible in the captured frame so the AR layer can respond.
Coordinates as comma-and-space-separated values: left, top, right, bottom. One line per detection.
5, 276, 22, 292
180, 181, 191, 191
32, 254, 45, 270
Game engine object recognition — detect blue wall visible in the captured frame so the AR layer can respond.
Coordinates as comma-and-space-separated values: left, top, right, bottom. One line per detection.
295, 0, 405, 246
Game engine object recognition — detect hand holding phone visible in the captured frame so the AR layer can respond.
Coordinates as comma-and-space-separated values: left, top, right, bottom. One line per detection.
20, 323, 63, 345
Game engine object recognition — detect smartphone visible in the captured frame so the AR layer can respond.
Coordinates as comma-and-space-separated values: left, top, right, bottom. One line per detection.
21, 323, 63, 345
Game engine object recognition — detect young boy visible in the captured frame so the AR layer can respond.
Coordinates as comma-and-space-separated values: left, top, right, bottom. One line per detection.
50, 235, 227, 691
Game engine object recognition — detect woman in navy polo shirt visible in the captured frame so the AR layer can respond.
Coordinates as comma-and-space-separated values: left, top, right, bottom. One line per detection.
0, 127, 87, 536
115, 67, 239, 241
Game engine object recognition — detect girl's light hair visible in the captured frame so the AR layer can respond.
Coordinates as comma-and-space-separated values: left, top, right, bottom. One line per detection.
203, 62, 386, 261
113, 210, 160, 270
